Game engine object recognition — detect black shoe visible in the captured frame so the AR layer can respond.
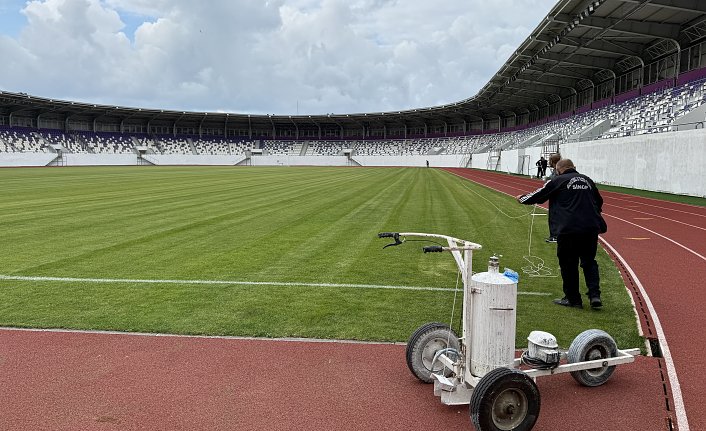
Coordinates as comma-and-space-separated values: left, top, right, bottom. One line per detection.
545, 236, 557, 243
553, 297, 583, 308
590, 297, 603, 309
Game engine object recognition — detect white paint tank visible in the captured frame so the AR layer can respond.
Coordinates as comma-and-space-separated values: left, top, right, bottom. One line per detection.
468, 262, 517, 377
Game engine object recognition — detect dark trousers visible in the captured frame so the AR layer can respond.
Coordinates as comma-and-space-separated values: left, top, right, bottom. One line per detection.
556, 233, 600, 304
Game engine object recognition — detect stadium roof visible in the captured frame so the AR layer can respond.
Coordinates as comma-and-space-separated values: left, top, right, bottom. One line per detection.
2, 0, 706, 133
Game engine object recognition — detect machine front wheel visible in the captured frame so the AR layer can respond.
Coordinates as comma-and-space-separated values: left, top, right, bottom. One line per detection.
405, 322, 460, 383
567, 329, 618, 387
470, 367, 540, 431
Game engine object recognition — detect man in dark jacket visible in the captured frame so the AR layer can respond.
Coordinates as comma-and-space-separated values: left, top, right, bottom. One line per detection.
517, 159, 606, 309
535, 156, 548, 178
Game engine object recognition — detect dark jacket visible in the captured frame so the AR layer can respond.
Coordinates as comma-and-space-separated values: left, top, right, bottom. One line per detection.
519, 168, 606, 235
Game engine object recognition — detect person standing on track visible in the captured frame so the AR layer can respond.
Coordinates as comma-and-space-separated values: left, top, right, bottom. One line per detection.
535, 156, 547, 178
516, 159, 607, 309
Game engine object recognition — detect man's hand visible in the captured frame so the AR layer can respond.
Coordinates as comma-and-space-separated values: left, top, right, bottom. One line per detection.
516, 194, 524, 202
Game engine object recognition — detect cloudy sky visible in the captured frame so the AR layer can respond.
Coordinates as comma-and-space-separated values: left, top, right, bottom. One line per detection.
0, 0, 556, 115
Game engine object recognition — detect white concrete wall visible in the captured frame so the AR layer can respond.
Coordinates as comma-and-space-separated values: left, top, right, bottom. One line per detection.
560, 129, 706, 197
0, 153, 55, 167
498, 149, 520, 173
355, 154, 466, 167
151, 154, 245, 165
471, 152, 490, 169
247, 154, 466, 167
68, 154, 137, 166
249, 155, 348, 166
465, 130, 706, 197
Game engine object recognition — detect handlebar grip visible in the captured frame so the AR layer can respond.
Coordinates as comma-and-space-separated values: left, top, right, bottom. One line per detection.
423, 246, 444, 253
378, 232, 397, 238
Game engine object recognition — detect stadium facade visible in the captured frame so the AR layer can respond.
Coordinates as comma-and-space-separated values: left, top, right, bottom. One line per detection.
1, 0, 705, 196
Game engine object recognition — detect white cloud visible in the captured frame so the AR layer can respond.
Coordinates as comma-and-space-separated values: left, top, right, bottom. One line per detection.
0, 0, 556, 115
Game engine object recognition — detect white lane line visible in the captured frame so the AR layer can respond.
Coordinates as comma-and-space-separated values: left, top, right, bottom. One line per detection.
0, 274, 550, 296
603, 214, 706, 262
600, 238, 690, 431
604, 203, 706, 231
0, 326, 406, 345
455, 172, 705, 221
603, 194, 706, 217
451, 171, 706, 256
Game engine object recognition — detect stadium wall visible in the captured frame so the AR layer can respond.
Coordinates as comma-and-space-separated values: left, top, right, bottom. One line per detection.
152, 155, 246, 165
561, 129, 706, 197
0, 153, 56, 166
250, 155, 349, 166
354, 155, 466, 167
68, 154, 141, 166
469, 130, 705, 197
248, 155, 466, 167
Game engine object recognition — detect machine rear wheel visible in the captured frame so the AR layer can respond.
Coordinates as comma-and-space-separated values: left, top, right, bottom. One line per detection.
470, 367, 540, 431
567, 329, 618, 387
405, 322, 460, 383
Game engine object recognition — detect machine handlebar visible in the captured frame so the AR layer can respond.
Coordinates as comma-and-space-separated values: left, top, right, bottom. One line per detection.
423, 246, 444, 253
377, 232, 398, 238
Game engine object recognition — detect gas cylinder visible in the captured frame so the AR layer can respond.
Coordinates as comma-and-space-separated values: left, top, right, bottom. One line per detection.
467, 256, 517, 377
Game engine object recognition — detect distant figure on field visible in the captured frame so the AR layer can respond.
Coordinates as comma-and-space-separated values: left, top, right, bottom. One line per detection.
535, 156, 547, 178
426, 160, 429, 168
516, 159, 607, 309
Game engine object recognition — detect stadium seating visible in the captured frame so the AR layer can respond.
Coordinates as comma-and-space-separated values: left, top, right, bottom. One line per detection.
305, 140, 347, 156
0, 126, 49, 152
39, 130, 89, 153
155, 136, 194, 155
73, 132, 133, 154
192, 137, 254, 155
2, 77, 706, 157
261, 140, 298, 156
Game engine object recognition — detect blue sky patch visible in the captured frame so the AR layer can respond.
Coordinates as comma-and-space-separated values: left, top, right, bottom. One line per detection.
0, 0, 28, 38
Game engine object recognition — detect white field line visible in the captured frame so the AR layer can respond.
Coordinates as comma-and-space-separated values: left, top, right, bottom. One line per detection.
0, 274, 550, 296
0, 326, 406, 346
600, 238, 690, 431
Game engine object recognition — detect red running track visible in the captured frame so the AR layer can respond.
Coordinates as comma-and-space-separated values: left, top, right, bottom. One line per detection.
0, 329, 668, 431
445, 167, 706, 431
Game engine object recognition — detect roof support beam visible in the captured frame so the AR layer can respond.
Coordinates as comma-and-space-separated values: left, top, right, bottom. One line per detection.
555, 36, 644, 57
579, 16, 682, 39
619, 0, 706, 14
541, 52, 616, 70
504, 84, 563, 97
516, 77, 577, 89
535, 67, 595, 80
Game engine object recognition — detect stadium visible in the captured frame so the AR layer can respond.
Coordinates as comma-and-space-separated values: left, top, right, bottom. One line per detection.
0, 0, 704, 430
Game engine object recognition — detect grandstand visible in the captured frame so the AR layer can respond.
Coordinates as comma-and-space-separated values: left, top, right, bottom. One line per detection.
0, 0, 705, 195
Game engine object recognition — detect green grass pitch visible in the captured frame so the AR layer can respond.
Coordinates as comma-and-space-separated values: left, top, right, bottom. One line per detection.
0, 166, 642, 348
